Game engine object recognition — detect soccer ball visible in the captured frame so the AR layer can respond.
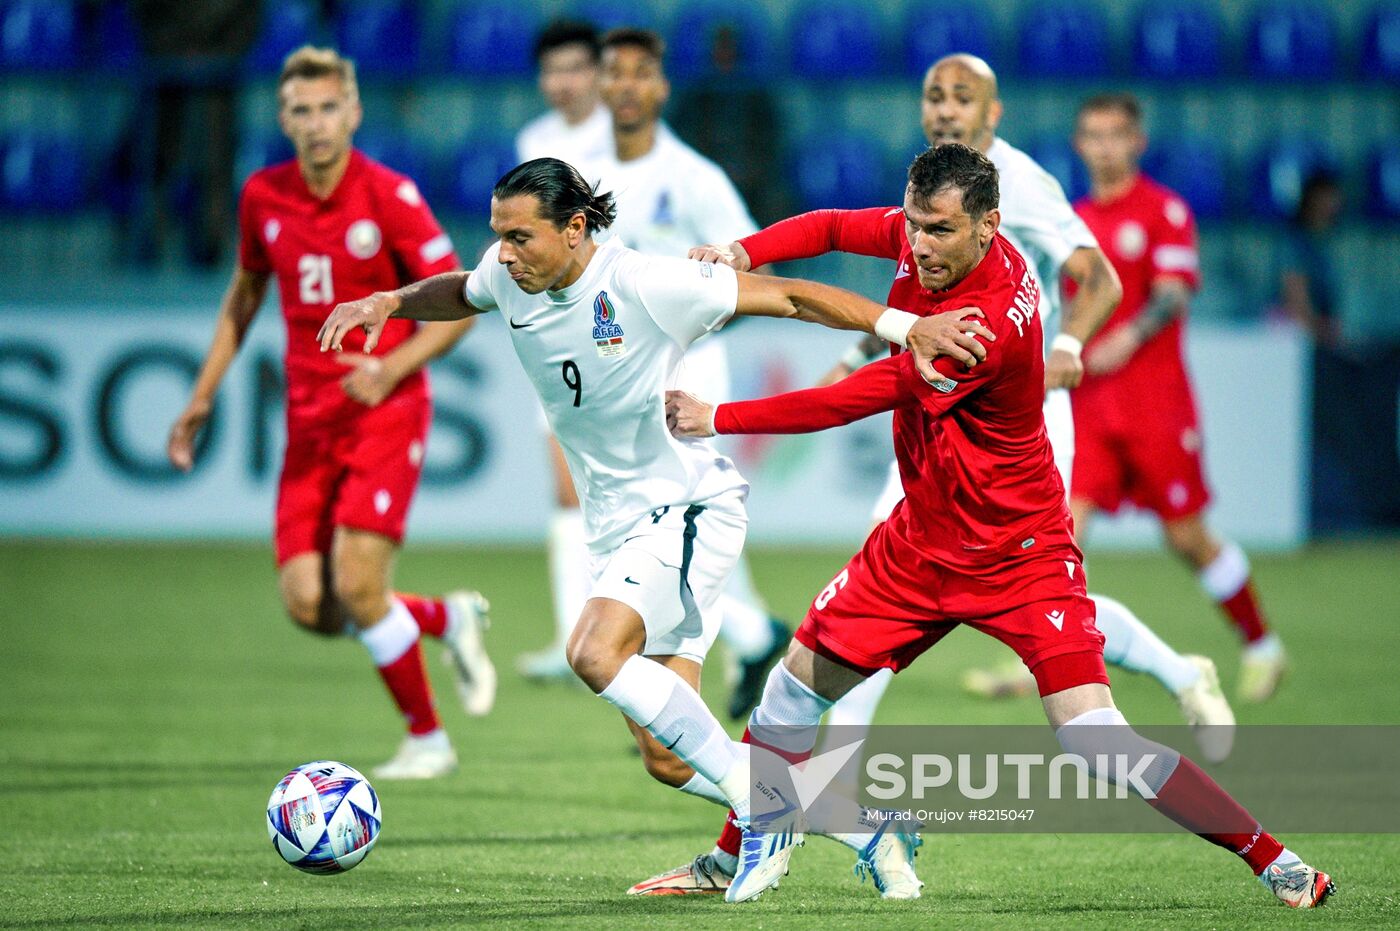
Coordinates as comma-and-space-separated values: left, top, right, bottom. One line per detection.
266, 760, 381, 874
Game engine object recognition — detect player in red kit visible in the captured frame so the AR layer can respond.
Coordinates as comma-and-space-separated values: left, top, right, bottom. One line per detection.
1070, 94, 1285, 702
667, 146, 1333, 909
167, 47, 495, 780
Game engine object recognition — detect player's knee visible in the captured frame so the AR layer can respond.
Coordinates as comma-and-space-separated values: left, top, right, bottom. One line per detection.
1054, 707, 1179, 796
330, 563, 387, 625
564, 633, 621, 692
1163, 518, 1215, 566
281, 584, 338, 636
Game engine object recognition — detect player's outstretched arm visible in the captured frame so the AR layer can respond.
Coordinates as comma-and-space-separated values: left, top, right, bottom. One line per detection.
1084, 278, 1190, 376
731, 272, 994, 384
337, 317, 476, 407
666, 355, 913, 439
168, 266, 270, 471
318, 271, 480, 353
1047, 246, 1122, 390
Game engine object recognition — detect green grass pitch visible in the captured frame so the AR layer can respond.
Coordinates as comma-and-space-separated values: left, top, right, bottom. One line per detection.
3, 539, 1399, 928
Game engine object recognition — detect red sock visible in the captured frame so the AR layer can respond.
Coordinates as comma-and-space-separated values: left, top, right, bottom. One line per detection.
396, 592, 449, 639
375, 641, 441, 735
1219, 580, 1268, 644
1147, 756, 1284, 874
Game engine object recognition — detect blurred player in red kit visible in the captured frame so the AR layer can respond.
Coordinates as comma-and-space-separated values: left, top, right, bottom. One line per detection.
167, 46, 495, 779
1070, 94, 1285, 702
667, 144, 1334, 910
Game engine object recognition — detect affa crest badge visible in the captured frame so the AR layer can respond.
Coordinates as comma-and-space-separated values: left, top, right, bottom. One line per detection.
592, 291, 626, 357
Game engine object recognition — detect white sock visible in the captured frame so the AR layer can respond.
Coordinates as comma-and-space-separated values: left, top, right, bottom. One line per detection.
357, 601, 418, 666
547, 509, 589, 645
1199, 541, 1250, 602
1243, 632, 1283, 661
599, 656, 744, 803
1261, 847, 1303, 881
406, 728, 450, 751
751, 663, 833, 749
710, 845, 738, 874
1093, 593, 1201, 693
815, 667, 892, 759
678, 772, 729, 807
718, 558, 776, 662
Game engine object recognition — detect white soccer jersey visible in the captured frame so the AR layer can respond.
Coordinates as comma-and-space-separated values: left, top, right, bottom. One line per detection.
515, 103, 614, 165
579, 125, 759, 258
464, 237, 749, 552
988, 137, 1100, 356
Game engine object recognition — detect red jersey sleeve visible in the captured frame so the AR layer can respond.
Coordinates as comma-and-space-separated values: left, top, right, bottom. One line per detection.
716, 353, 912, 435
1148, 192, 1200, 292
894, 344, 999, 418
236, 179, 271, 275
378, 175, 460, 281
739, 207, 905, 268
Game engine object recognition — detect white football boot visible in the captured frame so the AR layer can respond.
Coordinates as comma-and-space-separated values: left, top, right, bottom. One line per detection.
1174, 654, 1235, 763
372, 731, 457, 780
443, 590, 496, 716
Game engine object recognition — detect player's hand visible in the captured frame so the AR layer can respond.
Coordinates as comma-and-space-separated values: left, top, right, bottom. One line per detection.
318, 291, 398, 353
1044, 347, 1084, 391
167, 398, 212, 472
686, 241, 751, 272
907, 308, 995, 386
1084, 326, 1140, 376
665, 390, 717, 438
336, 353, 400, 407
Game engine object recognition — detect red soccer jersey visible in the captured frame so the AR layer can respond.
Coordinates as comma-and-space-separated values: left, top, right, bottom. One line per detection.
727, 215, 1069, 572
1072, 174, 1200, 386
238, 149, 459, 422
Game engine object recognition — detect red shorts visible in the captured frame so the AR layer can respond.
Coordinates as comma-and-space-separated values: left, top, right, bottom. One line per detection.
795, 519, 1108, 697
1070, 384, 1211, 522
274, 392, 430, 566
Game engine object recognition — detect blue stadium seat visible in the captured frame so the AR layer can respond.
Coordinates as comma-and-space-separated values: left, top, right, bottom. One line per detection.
0, 0, 77, 71
335, 1, 419, 76
1246, 1, 1336, 79
91, 0, 140, 71
1025, 136, 1089, 202
247, 0, 318, 74
1367, 140, 1400, 219
354, 131, 430, 187
1132, 1, 1225, 78
1250, 137, 1335, 218
448, 3, 538, 77
0, 133, 84, 212
1144, 137, 1228, 219
902, 4, 996, 76
1362, 1, 1400, 80
788, 3, 885, 79
443, 138, 519, 215
667, 4, 773, 79
566, 0, 655, 34
791, 134, 887, 210
1017, 1, 1111, 78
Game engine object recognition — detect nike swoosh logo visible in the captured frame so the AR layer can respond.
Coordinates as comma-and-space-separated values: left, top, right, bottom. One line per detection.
508, 318, 531, 329
788, 739, 865, 811
624, 576, 640, 585
665, 732, 684, 750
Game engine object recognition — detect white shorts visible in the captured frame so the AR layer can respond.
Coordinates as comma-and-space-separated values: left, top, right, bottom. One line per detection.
588, 487, 748, 663
868, 388, 1077, 523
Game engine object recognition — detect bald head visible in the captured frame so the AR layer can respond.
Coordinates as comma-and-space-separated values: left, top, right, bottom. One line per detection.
921, 53, 1003, 152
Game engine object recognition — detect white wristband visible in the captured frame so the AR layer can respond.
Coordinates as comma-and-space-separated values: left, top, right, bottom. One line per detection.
839, 342, 872, 371
874, 308, 919, 348
709, 404, 719, 437
1051, 333, 1083, 360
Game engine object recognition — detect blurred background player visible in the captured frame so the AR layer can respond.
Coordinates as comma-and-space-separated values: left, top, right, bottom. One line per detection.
520, 27, 789, 718
1070, 93, 1285, 702
166, 46, 494, 780
515, 20, 612, 165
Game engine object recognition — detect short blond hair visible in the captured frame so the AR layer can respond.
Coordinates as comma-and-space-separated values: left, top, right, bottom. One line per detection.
279, 45, 358, 98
